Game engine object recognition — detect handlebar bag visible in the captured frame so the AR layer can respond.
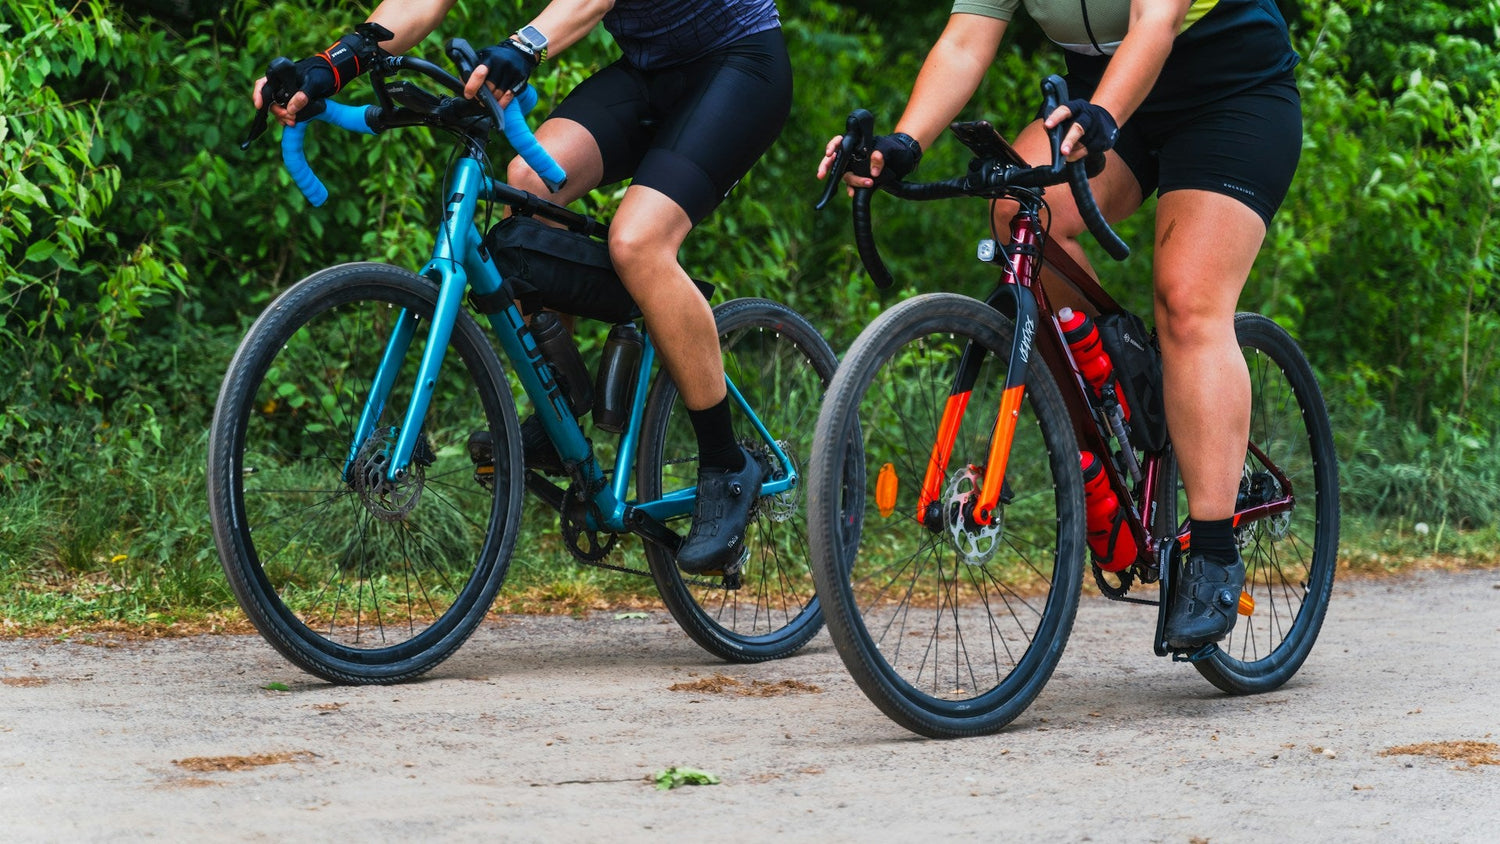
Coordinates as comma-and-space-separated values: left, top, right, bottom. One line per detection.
1097, 311, 1167, 453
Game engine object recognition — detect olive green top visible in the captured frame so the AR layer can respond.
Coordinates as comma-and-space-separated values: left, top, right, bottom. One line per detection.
950, 0, 1222, 56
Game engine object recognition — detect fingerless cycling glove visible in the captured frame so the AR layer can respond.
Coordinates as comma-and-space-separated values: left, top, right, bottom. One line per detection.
291, 22, 393, 102
853, 132, 923, 186
476, 40, 538, 95
1062, 99, 1119, 153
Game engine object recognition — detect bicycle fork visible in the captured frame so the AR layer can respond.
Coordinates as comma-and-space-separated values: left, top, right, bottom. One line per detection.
915, 285, 1040, 530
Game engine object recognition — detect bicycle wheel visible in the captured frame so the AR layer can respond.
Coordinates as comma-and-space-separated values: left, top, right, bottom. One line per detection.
638, 298, 839, 662
807, 293, 1085, 738
208, 262, 524, 684
1161, 313, 1339, 693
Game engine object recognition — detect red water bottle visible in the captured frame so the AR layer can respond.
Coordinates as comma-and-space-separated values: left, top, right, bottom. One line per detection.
1081, 451, 1137, 572
1059, 307, 1130, 420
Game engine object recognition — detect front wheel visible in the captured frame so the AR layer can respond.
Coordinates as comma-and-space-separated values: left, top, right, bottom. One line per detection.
207, 263, 524, 684
1164, 313, 1340, 693
638, 298, 839, 662
807, 293, 1086, 738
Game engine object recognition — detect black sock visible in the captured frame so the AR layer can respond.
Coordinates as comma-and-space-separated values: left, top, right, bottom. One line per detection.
688, 397, 745, 472
1189, 517, 1236, 562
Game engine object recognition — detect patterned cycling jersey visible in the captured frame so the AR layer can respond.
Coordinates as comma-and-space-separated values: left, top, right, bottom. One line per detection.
950, 0, 1297, 110
603, 0, 780, 70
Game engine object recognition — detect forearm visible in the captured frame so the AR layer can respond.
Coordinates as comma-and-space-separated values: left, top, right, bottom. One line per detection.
522, 0, 615, 56
1088, 0, 1192, 125
894, 14, 1007, 150
365, 0, 459, 54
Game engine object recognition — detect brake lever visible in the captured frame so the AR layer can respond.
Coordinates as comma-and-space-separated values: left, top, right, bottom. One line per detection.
240, 56, 303, 150
815, 108, 876, 210
445, 37, 480, 79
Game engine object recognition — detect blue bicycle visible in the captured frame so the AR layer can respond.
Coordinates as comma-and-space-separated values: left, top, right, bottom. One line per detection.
208, 43, 838, 683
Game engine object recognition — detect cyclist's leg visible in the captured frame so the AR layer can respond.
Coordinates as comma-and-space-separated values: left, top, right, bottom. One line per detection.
1152, 190, 1261, 523
1153, 80, 1301, 648
504, 117, 605, 204
616, 30, 793, 574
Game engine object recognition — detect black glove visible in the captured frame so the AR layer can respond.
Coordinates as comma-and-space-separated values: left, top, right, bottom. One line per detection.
279, 23, 392, 106
1062, 98, 1119, 153
852, 132, 922, 186
476, 40, 537, 95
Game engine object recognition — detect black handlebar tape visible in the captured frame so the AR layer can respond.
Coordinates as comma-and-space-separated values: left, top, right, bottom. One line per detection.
1066, 159, 1130, 260
852, 188, 896, 289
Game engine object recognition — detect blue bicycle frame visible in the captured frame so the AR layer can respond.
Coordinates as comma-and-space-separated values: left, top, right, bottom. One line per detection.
300, 97, 796, 541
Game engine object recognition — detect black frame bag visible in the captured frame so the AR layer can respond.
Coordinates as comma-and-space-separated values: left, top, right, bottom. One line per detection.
1097, 311, 1167, 453
484, 214, 639, 323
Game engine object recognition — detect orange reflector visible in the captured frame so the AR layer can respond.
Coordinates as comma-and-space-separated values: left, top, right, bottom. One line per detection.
876, 462, 898, 518
1238, 591, 1255, 616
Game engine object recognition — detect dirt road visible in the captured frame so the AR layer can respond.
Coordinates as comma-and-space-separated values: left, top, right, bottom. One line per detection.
3, 568, 1497, 841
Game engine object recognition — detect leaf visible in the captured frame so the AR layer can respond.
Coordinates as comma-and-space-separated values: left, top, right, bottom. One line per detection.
653, 766, 720, 790
262, 682, 290, 692
24, 241, 57, 264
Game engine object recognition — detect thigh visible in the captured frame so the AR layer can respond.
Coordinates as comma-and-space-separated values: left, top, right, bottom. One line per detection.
547, 60, 658, 187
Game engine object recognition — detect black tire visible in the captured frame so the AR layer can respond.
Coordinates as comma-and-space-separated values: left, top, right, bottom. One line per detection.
807, 293, 1085, 738
1165, 313, 1340, 693
637, 299, 839, 662
207, 263, 524, 684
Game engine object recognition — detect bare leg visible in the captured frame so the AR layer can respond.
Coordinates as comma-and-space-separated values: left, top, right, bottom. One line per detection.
608, 185, 725, 411
1152, 189, 1264, 520
505, 117, 604, 205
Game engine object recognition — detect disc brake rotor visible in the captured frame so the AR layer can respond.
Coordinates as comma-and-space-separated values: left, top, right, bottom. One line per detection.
351, 426, 425, 522
943, 466, 1003, 566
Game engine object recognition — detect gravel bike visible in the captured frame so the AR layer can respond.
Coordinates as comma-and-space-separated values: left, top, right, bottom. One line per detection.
209, 42, 834, 684
808, 76, 1339, 738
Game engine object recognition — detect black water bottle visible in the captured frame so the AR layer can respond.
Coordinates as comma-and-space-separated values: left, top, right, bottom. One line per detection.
592, 323, 643, 433
531, 312, 593, 417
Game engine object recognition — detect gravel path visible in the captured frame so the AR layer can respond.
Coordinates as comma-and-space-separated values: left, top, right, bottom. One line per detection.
3, 568, 1497, 841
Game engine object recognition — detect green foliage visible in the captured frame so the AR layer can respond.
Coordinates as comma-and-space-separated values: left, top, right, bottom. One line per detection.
652, 766, 720, 790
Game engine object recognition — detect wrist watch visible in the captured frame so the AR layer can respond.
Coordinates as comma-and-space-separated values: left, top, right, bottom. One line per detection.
512, 25, 549, 62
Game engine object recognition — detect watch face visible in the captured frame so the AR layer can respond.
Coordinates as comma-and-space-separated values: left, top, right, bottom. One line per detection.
518, 25, 548, 50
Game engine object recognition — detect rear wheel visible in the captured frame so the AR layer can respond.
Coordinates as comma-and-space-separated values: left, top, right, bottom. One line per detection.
207, 263, 523, 684
807, 293, 1085, 738
1163, 313, 1339, 693
638, 298, 839, 662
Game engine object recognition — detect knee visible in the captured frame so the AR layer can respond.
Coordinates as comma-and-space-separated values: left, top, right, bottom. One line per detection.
506, 156, 546, 194
1153, 283, 1231, 351
607, 220, 671, 279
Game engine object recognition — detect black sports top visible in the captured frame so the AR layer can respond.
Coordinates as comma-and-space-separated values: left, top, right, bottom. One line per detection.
602, 0, 780, 70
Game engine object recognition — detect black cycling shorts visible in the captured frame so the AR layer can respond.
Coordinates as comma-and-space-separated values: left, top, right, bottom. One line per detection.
549, 29, 792, 224
1101, 75, 1302, 227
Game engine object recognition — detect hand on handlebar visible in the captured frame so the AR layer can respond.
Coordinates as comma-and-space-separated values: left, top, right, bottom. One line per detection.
1041, 99, 1118, 162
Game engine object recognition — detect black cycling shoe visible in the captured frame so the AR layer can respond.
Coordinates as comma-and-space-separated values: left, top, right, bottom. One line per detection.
466, 416, 565, 484
519, 415, 564, 475
1164, 550, 1246, 649
675, 448, 764, 576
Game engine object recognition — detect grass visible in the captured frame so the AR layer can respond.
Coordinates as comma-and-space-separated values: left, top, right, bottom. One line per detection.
3, 411, 1499, 638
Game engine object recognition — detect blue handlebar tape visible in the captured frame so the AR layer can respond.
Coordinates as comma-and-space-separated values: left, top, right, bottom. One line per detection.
281, 101, 377, 207
503, 86, 567, 193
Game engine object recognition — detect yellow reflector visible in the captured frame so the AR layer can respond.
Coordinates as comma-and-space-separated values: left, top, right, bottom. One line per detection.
876, 462, 898, 518
1238, 591, 1255, 616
